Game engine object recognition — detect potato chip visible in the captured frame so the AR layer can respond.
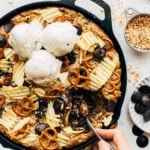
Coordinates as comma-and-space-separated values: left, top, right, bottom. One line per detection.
4, 48, 15, 60
29, 94, 38, 102
21, 133, 38, 144
88, 53, 119, 91
46, 102, 61, 128
41, 7, 62, 23
1, 86, 30, 99
12, 61, 25, 86
77, 31, 105, 52
13, 117, 30, 132
0, 106, 18, 130
58, 132, 69, 147
0, 59, 12, 73
32, 87, 45, 97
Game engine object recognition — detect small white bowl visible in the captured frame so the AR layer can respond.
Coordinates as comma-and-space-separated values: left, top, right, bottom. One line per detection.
129, 75, 150, 134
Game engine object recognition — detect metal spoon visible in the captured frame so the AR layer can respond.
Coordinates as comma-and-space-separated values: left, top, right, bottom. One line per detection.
86, 117, 115, 150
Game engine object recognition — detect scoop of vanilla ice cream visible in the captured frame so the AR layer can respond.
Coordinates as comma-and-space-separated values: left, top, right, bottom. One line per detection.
41, 21, 80, 57
8, 20, 43, 59
25, 50, 62, 85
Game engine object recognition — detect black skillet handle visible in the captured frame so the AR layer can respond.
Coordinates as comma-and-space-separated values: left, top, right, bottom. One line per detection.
90, 0, 113, 31
58, 0, 113, 32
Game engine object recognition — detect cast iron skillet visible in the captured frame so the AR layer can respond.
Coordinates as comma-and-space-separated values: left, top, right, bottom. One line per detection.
0, 0, 127, 149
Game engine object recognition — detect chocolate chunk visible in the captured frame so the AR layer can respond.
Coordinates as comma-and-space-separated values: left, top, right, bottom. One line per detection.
0, 108, 4, 118
3, 22, 14, 33
107, 101, 116, 112
0, 35, 6, 48
132, 125, 143, 136
53, 98, 65, 114
93, 47, 106, 60
143, 109, 150, 122
67, 51, 76, 64
39, 98, 48, 108
136, 135, 149, 148
131, 91, 142, 103
34, 108, 47, 118
74, 25, 82, 35
35, 123, 49, 135
139, 85, 150, 94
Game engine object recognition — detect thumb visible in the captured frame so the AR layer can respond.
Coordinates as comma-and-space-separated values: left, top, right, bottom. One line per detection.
98, 140, 111, 150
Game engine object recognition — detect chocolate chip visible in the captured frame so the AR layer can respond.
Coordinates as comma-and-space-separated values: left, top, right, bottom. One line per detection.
0, 35, 6, 48
136, 135, 149, 148
34, 108, 47, 118
93, 47, 106, 60
3, 22, 14, 33
39, 98, 48, 108
67, 51, 76, 64
74, 25, 82, 35
0, 108, 4, 118
132, 125, 144, 136
35, 123, 49, 135
53, 98, 65, 114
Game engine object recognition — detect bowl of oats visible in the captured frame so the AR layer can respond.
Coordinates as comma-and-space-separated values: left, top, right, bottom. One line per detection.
125, 8, 150, 52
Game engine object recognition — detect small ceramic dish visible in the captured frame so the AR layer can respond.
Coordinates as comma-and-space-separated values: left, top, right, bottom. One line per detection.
129, 75, 150, 134
124, 8, 150, 53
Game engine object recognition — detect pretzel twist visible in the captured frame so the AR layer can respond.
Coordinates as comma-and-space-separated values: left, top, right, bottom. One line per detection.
68, 66, 90, 88
0, 94, 5, 108
12, 124, 30, 140
61, 56, 70, 72
82, 51, 95, 69
45, 88, 64, 99
12, 97, 34, 117
39, 128, 59, 150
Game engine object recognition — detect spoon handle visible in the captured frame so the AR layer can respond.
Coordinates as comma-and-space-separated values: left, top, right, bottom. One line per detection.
86, 117, 115, 150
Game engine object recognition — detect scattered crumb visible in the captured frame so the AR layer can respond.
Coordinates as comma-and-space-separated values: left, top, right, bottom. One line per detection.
8, 0, 14, 4
110, 0, 127, 28
127, 65, 141, 86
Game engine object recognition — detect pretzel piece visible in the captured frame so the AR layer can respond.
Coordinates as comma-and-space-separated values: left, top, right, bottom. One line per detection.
12, 124, 30, 140
82, 51, 95, 69
0, 94, 5, 108
12, 97, 34, 117
39, 128, 59, 150
45, 88, 64, 99
68, 66, 90, 88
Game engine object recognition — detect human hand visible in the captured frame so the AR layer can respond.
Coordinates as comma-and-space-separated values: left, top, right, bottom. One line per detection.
96, 128, 131, 150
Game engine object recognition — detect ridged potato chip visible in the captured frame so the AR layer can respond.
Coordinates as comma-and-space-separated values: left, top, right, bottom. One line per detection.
77, 31, 105, 53
12, 61, 25, 86
29, 94, 38, 102
41, 7, 62, 23
58, 132, 70, 147
4, 48, 15, 60
32, 87, 45, 97
46, 102, 61, 128
0, 59, 12, 73
89, 53, 119, 91
0, 106, 18, 130
21, 133, 38, 144
1, 86, 30, 99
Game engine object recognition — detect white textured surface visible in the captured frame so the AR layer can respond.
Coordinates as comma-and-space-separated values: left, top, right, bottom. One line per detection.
0, 0, 150, 150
